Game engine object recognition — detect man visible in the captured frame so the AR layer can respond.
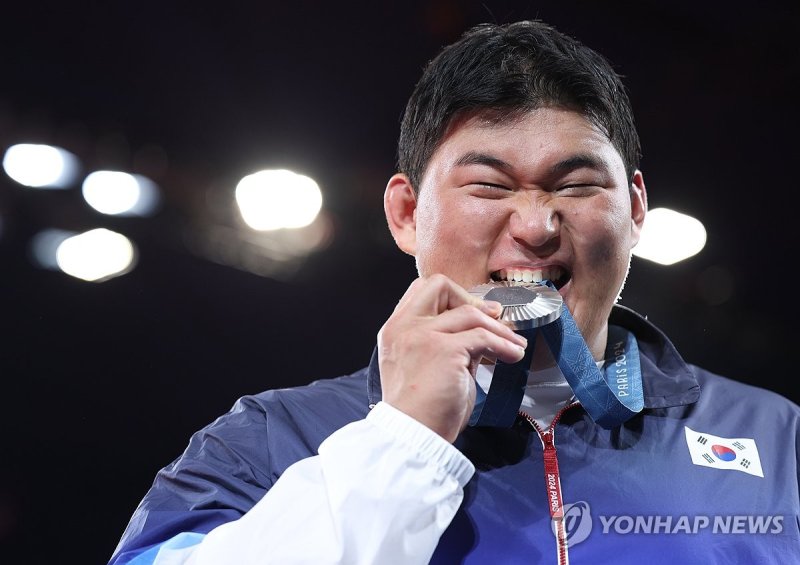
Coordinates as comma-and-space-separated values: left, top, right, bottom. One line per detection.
109, 20, 800, 564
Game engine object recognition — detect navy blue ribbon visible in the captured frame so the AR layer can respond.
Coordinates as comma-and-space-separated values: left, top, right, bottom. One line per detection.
470, 284, 643, 429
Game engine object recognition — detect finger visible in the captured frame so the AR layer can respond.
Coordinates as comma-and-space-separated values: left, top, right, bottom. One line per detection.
398, 274, 500, 317
391, 276, 428, 312
430, 304, 528, 348
457, 327, 527, 365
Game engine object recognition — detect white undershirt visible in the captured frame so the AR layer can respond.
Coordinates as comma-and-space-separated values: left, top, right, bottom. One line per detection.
475, 337, 592, 429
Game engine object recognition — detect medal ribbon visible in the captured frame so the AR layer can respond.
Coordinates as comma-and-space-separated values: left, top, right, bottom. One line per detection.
470, 283, 644, 428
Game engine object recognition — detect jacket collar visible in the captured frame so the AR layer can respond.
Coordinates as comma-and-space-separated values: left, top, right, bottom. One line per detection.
609, 304, 700, 408
367, 304, 700, 410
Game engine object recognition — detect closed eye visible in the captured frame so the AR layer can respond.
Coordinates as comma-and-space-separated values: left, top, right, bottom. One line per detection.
475, 182, 511, 190
469, 182, 513, 198
556, 183, 600, 194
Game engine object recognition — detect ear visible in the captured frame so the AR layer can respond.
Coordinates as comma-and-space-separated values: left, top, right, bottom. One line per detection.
629, 170, 647, 246
383, 173, 419, 256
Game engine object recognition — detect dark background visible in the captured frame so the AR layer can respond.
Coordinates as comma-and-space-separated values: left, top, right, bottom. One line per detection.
1, 1, 797, 563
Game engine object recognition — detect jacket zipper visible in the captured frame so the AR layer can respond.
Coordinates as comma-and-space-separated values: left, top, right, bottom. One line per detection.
519, 402, 579, 565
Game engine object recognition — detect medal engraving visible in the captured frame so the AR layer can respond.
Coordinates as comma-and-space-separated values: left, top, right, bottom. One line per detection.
469, 281, 562, 330
483, 286, 538, 307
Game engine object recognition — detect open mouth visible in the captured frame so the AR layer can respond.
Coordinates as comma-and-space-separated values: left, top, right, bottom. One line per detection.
490, 267, 570, 290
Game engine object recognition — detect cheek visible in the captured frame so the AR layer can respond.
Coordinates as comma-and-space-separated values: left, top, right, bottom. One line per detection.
420, 196, 504, 247
460, 198, 508, 238
569, 200, 632, 268
414, 195, 506, 274
586, 234, 619, 268
414, 197, 453, 259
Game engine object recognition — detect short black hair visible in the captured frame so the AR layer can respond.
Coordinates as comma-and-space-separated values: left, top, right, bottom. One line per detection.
397, 20, 641, 192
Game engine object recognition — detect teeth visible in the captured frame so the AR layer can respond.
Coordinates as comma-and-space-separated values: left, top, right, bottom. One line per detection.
494, 267, 562, 283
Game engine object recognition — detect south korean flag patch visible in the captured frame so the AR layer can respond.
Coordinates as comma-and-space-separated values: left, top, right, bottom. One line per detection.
684, 426, 764, 478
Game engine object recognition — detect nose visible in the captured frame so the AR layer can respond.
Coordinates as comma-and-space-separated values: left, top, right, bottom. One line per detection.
507, 196, 560, 250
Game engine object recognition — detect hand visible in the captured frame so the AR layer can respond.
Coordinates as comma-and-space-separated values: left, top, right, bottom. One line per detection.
377, 274, 528, 443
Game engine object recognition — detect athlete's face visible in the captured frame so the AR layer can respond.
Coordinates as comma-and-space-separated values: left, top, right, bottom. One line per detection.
385, 107, 647, 357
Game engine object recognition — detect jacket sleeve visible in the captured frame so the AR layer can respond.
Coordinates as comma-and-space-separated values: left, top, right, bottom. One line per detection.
122, 402, 474, 565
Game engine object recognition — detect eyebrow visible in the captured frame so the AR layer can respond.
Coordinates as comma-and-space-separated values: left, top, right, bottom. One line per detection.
454, 151, 513, 171
548, 154, 610, 176
454, 151, 611, 177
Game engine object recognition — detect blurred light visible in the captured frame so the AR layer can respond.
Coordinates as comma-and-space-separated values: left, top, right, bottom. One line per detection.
82, 171, 160, 216
633, 207, 706, 265
235, 169, 322, 231
2, 143, 80, 188
30, 228, 76, 269
291, 210, 335, 252
56, 228, 137, 282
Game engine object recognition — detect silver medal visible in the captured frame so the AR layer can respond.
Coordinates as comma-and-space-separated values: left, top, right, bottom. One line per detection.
469, 280, 562, 330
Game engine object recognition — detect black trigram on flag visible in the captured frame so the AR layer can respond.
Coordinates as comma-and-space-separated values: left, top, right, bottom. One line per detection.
732, 441, 746, 450
702, 453, 715, 464
697, 436, 708, 445
740, 459, 751, 469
